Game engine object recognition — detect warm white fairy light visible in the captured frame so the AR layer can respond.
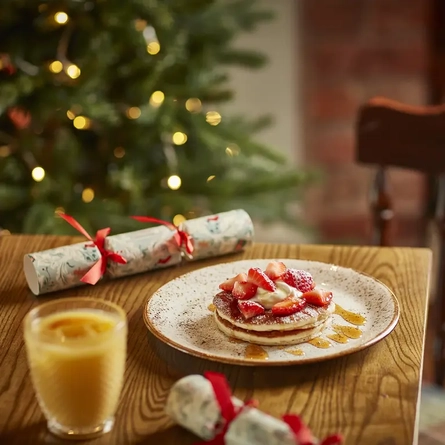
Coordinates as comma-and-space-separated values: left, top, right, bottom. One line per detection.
143, 23, 160, 55
126, 107, 141, 119
167, 175, 182, 190
54, 12, 69, 24
185, 98, 202, 113
54, 207, 65, 215
82, 188, 95, 203
32, 167, 45, 182
73, 116, 91, 130
147, 42, 160, 55
172, 132, 187, 145
206, 111, 222, 126
173, 214, 186, 225
66, 64, 81, 79
49, 60, 63, 73
150, 91, 165, 107
225, 143, 240, 156
207, 175, 216, 182
66, 110, 75, 120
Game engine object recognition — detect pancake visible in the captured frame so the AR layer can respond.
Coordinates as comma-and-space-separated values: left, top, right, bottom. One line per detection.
213, 291, 335, 346
214, 311, 331, 346
213, 291, 335, 331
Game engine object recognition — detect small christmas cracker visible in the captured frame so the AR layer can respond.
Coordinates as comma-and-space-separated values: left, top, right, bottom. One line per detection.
166, 373, 342, 445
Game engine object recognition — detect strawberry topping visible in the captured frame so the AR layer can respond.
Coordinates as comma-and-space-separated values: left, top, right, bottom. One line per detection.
301, 289, 333, 306
219, 273, 248, 292
232, 281, 258, 300
271, 297, 306, 317
247, 267, 276, 292
238, 300, 265, 319
265, 261, 287, 281
282, 269, 315, 293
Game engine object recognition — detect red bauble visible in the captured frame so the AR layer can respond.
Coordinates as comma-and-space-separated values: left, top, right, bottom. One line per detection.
0, 54, 15, 75
8, 108, 31, 130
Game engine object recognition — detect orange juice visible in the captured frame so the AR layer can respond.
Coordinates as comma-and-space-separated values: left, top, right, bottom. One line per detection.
24, 302, 127, 438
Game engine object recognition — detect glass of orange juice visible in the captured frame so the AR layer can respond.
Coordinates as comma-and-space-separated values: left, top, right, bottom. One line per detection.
23, 297, 127, 440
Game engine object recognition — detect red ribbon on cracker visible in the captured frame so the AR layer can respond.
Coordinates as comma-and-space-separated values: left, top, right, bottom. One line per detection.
194, 372, 258, 445
131, 216, 194, 255
59, 214, 127, 284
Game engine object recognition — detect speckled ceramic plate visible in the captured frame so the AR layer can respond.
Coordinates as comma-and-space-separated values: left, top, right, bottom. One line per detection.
143, 259, 400, 366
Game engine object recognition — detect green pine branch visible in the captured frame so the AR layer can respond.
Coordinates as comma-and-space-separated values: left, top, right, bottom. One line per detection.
0, 0, 314, 236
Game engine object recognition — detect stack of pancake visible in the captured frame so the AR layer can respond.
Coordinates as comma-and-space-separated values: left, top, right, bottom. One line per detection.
213, 291, 335, 346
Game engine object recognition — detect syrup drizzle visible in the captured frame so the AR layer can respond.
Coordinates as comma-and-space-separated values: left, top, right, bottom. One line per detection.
244, 344, 269, 360
332, 324, 362, 339
308, 337, 331, 348
327, 325, 363, 344
334, 304, 366, 325
284, 348, 305, 356
327, 333, 348, 344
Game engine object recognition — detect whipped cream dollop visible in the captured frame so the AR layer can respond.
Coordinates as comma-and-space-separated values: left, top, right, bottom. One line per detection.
251, 281, 302, 309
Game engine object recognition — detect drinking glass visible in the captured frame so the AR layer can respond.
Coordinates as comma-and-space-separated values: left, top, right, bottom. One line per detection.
23, 297, 127, 440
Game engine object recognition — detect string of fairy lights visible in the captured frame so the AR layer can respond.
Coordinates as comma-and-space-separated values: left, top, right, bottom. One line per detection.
0, 8, 240, 231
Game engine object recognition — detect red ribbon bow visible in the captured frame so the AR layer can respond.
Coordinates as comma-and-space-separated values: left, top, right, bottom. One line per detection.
131, 216, 194, 255
194, 372, 258, 445
59, 214, 127, 285
283, 414, 343, 445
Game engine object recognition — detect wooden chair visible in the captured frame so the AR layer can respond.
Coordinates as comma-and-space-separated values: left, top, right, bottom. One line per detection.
356, 97, 445, 386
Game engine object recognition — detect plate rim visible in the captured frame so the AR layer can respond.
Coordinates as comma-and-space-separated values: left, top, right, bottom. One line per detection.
143, 259, 401, 366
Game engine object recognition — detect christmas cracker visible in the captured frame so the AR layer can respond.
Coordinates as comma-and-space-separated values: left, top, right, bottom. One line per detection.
23, 209, 254, 295
165, 373, 342, 445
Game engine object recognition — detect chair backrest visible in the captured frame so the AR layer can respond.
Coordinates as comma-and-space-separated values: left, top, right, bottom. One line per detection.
357, 97, 445, 174
356, 97, 445, 247
356, 96, 445, 386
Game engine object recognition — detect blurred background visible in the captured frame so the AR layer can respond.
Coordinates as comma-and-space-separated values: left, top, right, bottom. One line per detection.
0, 0, 431, 245
243, 0, 428, 247
2, 1, 445, 441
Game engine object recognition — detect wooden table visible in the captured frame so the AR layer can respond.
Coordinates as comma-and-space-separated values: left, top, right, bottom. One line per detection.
0, 235, 432, 445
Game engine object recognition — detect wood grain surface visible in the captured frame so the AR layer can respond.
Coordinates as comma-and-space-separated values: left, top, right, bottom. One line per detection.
0, 235, 432, 445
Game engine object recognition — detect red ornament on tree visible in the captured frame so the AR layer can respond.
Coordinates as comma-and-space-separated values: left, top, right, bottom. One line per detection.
7, 108, 31, 130
0, 54, 15, 75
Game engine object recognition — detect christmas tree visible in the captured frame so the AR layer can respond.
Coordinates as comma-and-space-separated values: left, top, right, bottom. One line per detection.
0, 0, 309, 235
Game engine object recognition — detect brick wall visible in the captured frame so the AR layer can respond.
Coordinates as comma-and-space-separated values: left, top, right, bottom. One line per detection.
299, 0, 428, 246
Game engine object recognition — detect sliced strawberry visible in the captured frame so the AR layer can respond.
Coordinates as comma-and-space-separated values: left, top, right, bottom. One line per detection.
247, 267, 276, 291
232, 281, 257, 300
219, 273, 247, 292
301, 289, 333, 306
282, 269, 315, 293
237, 300, 265, 319
271, 297, 306, 317
265, 261, 287, 281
